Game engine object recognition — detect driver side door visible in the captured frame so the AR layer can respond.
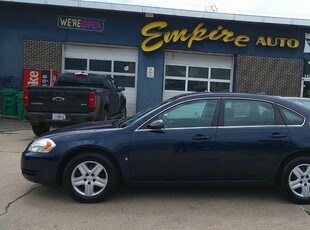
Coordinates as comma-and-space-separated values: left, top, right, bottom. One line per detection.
129, 98, 219, 182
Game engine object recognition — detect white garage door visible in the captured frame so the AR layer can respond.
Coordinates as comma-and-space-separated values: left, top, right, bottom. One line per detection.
62, 43, 138, 116
163, 51, 234, 101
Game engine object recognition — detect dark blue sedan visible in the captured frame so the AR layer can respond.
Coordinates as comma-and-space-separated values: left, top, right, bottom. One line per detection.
21, 93, 310, 203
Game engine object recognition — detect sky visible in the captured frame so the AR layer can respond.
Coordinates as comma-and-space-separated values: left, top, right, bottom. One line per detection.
88, 0, 310, 19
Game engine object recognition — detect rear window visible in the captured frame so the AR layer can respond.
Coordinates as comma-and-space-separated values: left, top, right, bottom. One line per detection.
55, 75, 108, 88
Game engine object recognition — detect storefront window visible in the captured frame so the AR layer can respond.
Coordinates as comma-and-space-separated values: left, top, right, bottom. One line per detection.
65, 58, 87, 70
114, 61, 136, 73
166, 65, 186, 77
211, 68, 231, 80
165, 65, 231, 93
210, 82, 230, 91
189, 67, 209, 78
114, 75, 135, 88
90, 59, 112, 72
188, 81, 208, 92
165, 79, 186, 91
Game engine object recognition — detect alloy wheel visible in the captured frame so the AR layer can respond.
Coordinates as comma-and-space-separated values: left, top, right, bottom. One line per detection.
71, 161, 108, 197
288, 164, 310, 198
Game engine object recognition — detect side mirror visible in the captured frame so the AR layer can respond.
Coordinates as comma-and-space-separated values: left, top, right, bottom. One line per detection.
147, 119, 165, 129
118, 86, 125, 91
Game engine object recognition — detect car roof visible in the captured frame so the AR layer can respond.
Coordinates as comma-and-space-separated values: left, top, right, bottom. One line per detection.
170, 92, 310, 116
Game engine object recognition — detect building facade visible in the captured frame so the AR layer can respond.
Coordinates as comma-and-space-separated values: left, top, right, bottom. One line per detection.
1, 1, 310, 115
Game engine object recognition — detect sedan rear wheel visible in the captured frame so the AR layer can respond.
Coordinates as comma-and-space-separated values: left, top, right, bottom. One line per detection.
281, 157, 310, 204
63, 153, 119, 203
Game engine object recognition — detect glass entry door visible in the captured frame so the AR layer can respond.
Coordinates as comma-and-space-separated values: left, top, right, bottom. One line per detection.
301, 78, 310, 97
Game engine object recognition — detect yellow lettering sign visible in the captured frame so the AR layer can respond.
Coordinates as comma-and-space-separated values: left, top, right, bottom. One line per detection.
235, 35, 250, 47
256, 36, 299, 48
141, 21, 299, 52
187, 23, 208, 48
141, 21, 251, 52
141, 21, 167, 52
256, 36, 267, 46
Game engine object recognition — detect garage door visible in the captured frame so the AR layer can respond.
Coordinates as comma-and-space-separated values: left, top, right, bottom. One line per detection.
163, 51, 234, 101
62, 43, 138, 116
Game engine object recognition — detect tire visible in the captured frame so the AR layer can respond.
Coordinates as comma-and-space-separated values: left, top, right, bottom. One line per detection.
32, 123, 50, 136
121, 107, 127, 119
280, 157, 310, 204
102, 109, 108, 120
63, 152, 119, 203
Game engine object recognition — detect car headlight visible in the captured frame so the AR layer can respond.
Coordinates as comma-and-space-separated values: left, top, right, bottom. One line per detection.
28, 138, 56, 153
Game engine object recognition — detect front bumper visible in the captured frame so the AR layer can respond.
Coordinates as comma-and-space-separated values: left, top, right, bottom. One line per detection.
21, 151, 60, 185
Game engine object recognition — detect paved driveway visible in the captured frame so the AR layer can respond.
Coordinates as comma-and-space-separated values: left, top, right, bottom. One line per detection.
0, 120, 309, 229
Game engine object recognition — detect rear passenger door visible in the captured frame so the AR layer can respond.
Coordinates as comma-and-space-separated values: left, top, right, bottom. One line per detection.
215, 98, 290, 181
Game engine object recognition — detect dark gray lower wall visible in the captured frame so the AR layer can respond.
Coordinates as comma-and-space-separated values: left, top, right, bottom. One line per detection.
235, 55, 303, 96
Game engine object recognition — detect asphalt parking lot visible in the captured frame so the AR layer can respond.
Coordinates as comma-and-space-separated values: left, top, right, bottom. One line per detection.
0, 118, 310, 229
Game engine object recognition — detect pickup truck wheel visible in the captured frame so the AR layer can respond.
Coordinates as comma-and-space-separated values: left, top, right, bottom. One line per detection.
102, 110, 108, 120
63, 153, 119, 203
32, 124, 50, 136
121, 107, 127, 119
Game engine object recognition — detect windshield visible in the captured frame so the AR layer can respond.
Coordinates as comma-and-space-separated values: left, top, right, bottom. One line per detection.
119, 95, 186, 128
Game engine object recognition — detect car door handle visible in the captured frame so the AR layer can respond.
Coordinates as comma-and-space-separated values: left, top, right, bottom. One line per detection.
270, 133, 288, 139
192, 134, 211, 141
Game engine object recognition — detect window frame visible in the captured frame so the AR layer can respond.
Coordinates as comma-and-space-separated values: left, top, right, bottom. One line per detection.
136, 98, 221, 131
277, 104, 306, 127
218, 98, 286, 127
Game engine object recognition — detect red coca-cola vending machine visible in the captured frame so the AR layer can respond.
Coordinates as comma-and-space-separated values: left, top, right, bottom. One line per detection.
23, 69, 58, 90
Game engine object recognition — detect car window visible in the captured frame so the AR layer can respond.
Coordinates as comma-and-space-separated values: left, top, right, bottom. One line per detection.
55, 76, 76, 86
224, 99, 275, 126
278, 107, 304, 125
144, 99, 218, 129
88, 77, 107, 89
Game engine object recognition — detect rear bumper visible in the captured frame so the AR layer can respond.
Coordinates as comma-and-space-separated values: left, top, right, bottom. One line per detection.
24, 111, 96, 127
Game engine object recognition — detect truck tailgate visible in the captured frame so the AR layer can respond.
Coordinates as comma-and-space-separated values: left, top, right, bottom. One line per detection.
27, 86, 94, 113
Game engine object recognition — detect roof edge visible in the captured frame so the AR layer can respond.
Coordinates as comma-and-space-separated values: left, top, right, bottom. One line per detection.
4, 0, 310, 26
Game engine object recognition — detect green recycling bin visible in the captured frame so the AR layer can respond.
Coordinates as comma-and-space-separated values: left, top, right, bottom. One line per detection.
16, 91, 25, 120
0, 88, 18, 116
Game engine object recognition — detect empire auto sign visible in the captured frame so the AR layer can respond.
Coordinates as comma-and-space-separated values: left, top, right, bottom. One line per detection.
141, 21, 300, 52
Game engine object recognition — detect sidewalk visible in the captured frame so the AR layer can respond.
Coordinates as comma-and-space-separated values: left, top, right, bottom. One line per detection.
0, 116, 31, 132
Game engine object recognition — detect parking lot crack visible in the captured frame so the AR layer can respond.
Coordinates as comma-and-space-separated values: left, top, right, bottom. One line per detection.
0, 186, 41, 217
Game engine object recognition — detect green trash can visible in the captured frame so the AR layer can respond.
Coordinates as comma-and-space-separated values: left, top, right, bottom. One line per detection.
16, 91, 24, 120
1, 88, 18, 116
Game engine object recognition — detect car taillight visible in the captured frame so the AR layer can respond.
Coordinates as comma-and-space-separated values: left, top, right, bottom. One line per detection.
89, 92, 96, 108
23, 90, 29, 106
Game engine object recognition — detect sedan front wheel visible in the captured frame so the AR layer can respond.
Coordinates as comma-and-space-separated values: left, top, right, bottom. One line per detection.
63, 153, 119, 203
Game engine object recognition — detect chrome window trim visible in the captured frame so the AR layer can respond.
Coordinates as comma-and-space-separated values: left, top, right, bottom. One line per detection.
135, 96, 306, 131
221, 97, 306, 127
276, 104, 306, 127
137, 126, 217, 132
218, 125, 287, 129
221, 97, 278, 127
135, 97, 220, 131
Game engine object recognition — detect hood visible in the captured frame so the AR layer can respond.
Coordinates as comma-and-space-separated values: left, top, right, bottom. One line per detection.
42, 120, 116, 137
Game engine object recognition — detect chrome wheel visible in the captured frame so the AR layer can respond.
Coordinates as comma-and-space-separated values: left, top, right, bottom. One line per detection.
288, 164, 310, 198
71, 161, 108, 197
